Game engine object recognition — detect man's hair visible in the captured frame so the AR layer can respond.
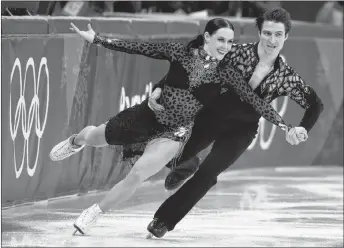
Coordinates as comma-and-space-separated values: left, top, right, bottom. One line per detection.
256, 8, 292, 35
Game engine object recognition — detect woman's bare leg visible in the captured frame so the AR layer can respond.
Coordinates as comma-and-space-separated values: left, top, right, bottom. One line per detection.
98, 138, 181, 212
73, 124, 107, 147
50, 124, 108, 161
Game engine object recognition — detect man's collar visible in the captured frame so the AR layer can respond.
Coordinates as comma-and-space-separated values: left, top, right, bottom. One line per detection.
253, 42, 284, 70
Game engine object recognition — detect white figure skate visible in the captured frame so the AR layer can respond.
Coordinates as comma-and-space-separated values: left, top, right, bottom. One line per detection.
73, 204, 103, 235
50, 134, 85, 161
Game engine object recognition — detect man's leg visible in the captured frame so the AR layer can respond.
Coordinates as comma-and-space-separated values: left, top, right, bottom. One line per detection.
149, 129, 256, 237
164, 156, 200, 190
164, 117, 217, 190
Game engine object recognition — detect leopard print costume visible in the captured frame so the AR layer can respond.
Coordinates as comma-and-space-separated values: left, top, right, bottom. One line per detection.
94, 36, 285, 128
221, 42, 323, 131
93, 36, 289, 166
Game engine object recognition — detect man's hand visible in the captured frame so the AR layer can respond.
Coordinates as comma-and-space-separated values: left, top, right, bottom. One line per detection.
148, 88, 165, 111
285, 126, 308, 145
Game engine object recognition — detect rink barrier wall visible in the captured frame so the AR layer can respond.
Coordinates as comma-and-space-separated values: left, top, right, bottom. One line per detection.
1, 16, 343, 207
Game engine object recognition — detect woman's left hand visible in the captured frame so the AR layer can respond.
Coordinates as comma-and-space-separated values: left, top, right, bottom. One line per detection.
70, 23, 96, 43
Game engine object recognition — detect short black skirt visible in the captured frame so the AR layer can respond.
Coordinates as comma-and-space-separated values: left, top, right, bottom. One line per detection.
104, 100, 193, 164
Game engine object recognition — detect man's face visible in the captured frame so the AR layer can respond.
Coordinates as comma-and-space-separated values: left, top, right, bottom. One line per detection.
258, 21, 288, 55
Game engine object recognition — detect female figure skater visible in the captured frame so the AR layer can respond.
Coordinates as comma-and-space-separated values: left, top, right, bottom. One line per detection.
49, 18, 289, 235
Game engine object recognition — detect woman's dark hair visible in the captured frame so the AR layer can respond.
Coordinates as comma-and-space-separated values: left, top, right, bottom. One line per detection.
256, 8, 292, 35
187, 18, 235, 51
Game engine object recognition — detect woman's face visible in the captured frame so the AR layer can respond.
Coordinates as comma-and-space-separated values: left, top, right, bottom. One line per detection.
204, 27, 234, 60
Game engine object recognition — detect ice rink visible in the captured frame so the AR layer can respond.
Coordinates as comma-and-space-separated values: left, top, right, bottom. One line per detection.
2, 166, 343, 247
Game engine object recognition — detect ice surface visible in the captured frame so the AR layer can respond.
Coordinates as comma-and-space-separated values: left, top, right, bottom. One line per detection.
2, 166, 343, 247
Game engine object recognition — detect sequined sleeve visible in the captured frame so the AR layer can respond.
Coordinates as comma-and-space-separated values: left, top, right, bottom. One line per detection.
93, 35, 183, 62
220, 65, 287, 126
280, 68, 324, 132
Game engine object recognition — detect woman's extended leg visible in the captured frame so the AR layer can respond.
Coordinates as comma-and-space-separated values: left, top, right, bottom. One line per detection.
73, 137, 181, 234
73, 125, 107, 147
49, 124, 107, 161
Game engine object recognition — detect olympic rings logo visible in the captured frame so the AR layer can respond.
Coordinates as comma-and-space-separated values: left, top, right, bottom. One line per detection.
9, 57, 50, 178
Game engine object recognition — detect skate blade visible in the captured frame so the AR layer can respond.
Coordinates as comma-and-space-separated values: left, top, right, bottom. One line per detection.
72, 229, 80, 236
72, 230, 90, 236
72, 224, 88, 236
146, 233, 154, 239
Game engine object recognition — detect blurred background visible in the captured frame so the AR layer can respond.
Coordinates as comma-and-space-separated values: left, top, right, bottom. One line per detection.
1, 0, 343, 27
